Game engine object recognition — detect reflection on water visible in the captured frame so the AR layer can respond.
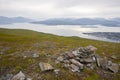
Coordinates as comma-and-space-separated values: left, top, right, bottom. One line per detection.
0, 23, 120, 43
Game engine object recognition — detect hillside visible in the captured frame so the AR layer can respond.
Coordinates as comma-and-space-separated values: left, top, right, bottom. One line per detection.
0, 28, 120, 80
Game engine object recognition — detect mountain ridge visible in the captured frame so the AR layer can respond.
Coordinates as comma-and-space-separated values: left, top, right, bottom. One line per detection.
32, 18, 120, 27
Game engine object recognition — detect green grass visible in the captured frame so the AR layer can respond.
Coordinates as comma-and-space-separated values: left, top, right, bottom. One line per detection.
83, 69, 99, 80
0, 28, 120, 80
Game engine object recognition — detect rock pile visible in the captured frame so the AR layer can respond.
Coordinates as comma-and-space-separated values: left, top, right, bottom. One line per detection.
56, 45, 119, 73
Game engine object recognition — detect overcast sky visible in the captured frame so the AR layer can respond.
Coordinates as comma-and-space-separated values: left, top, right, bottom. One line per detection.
0, 0, 120, 19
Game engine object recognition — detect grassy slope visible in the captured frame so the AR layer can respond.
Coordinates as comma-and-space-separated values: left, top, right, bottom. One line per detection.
0, 28, 120, 80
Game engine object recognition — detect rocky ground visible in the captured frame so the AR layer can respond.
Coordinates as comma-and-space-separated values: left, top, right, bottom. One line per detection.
1, 45, 120, 80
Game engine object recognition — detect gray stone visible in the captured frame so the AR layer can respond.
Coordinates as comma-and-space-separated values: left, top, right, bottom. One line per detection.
94, 55, 101, 67
78, 47, 86, 53
72, 50, 79, 57
86, 45, 97, 52
66, 53, 75, 59
107, 63, 119, 73
86, 63, 95, 69
39, 62, 54, 71
75, 57, 80, 61
77, 46, 97, 56
107, 61, 112, 66
79, 53, 88, 58
63, 60, 70, 64
97, 59, 105, 69
11, 71, 31, 80
57, 56, 64, 62
70, 64, 80, 72
80, 58, 93, 64
63, 63, 70, 68
70, 59, 84, 69
92, 56, 96, 61
99, 58, 108, 69
95, 57, 119, 73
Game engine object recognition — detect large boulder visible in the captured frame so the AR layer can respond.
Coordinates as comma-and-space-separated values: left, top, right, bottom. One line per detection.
39, 62, 54, 71
11, 71, 31, 80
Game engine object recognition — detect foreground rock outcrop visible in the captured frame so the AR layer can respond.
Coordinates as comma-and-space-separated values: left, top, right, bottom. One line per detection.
56, 45, 119, 73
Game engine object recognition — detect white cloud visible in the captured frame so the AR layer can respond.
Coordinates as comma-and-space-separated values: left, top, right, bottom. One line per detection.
0, 0, 120, 19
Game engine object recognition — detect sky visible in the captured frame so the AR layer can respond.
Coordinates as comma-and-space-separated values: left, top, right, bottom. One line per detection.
0, 0, 120, 19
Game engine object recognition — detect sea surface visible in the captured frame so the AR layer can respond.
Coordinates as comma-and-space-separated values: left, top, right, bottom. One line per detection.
0, 23, 120, 43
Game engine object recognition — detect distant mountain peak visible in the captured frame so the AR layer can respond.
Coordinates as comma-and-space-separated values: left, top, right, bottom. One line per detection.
0, 16, 33, 24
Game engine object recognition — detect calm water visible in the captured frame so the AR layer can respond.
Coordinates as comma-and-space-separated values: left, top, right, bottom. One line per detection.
0, 23, 120, 43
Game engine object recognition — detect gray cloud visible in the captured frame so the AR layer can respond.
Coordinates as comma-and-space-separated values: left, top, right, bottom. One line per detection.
0, 0, 120, 19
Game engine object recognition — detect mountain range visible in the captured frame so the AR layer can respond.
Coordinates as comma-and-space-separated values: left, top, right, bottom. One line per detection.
32, 18, 120, 27
0, 16, 120, 27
